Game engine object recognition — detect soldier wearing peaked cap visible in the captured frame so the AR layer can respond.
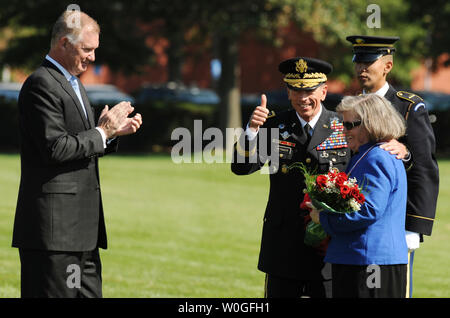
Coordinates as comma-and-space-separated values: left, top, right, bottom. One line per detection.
346, 35, 439, 298
346, 35, 400, 63
231, 57, 351, 298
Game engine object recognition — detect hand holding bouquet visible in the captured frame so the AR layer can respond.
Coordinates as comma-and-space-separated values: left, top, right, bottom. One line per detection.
290, 163, 367, 247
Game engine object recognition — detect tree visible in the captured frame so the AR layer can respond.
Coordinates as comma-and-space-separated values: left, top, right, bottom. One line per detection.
192, 1, 289, 150
278, 0, 429, 87
1, 0, 446, 149
0, 0, 154, 73
409, 0, 450, 66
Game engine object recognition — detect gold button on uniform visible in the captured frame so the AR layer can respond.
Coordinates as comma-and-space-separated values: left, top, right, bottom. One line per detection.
305, 158, 311, 164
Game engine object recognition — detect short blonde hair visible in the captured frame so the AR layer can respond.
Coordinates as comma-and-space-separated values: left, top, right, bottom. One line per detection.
50, 10, 100, 48
336, 94, 406, 142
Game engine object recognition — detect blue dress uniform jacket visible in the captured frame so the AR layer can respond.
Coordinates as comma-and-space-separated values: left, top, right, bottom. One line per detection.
231, 106, 350, 280
320, 142, 408, 265
384, 84, 439, 236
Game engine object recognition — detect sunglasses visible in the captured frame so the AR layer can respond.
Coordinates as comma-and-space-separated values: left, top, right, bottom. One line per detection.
342, 120, 362, 130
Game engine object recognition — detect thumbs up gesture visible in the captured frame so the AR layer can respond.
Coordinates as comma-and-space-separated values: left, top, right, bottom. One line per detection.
249, 94, 269, 132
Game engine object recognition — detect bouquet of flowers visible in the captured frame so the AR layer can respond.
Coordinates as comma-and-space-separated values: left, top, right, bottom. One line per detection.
290, 163, 367, 247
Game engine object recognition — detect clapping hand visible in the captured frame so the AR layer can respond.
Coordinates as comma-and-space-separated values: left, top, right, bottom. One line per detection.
114, 112, 142, 136
97, 101, 142, 138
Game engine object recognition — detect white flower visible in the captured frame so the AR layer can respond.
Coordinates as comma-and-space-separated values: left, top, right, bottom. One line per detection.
346, 177, 358, 186
349, 198, 361, 211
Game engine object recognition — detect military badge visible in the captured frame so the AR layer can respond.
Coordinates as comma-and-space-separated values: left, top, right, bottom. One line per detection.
279, 140, 296, 147
273, 139, 296, 160
329, 117, 341, 129
295, 59, 308, 73
316, 118, 347, 151
414, 102, 426, 111
281, 131, 291, 140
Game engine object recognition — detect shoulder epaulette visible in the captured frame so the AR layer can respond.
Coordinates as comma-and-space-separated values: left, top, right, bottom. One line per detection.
267, 110, 276, 119
397, 91, 426, 121
397, 91, 424, 103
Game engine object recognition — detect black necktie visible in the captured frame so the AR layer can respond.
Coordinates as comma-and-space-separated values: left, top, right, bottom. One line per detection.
304, 123, 312, 143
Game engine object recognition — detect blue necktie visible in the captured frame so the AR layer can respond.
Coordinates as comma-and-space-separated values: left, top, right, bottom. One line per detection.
70, 76, 87, 118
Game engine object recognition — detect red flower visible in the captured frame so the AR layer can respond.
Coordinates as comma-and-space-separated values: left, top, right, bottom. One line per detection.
327, 170, 337, 180
316, 175, 328, 189
340, 185, 351, 198
300, 193, 312, 210
349, 186, 360, 199
355, 192, 365, 204
335, 172, 348, 187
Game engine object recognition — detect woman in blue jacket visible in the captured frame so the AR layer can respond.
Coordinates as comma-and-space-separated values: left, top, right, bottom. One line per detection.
309, 94, 408, 298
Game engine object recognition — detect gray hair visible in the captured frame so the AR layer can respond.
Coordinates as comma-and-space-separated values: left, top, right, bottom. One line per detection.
336, 94, 406, 142
50, 10, 100, 48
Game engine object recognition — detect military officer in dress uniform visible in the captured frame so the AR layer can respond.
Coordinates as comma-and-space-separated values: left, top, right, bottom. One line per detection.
346, 35, 439, 297
231, 57, 351, 298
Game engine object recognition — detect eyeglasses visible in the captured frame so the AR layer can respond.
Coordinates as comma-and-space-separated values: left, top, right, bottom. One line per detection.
342, 120, 362, 130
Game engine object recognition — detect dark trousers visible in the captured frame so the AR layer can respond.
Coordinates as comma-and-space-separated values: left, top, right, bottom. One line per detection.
264, 274, 330, 298
332, 263, 407, 298
19, 248, 102, 298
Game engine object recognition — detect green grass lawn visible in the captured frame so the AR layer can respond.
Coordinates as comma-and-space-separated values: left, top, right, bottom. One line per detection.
0, 153, 449, 298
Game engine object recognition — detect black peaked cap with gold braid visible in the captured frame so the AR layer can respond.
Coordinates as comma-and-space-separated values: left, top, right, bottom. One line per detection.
346, 35, 400, 63
278, 57, 332, 91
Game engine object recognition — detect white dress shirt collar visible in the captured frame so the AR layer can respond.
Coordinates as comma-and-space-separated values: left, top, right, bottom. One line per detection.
296, 104, 323, 130
45, 55, 73, 82
363, 81, 389, 97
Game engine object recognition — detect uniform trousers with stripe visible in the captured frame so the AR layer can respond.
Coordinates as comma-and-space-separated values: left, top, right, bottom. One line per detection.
407, 250, 414, 298
331, 263, 407, 298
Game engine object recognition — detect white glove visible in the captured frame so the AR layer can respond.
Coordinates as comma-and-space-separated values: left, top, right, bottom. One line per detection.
405, 231, 420, 251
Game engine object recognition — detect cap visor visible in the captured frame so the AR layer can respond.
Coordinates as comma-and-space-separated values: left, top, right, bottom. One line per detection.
352, 53, 384, 63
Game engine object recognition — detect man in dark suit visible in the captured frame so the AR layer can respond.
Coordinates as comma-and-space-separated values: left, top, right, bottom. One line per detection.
346, 35, 439, 297
12, 10, 142, 297
231, 57, 350, 297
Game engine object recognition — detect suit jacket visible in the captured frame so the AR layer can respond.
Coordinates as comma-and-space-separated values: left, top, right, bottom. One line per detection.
231, 106, 350, 280
384, 84, 439, 236
320, 142, 408, 265
12, 59, 117, 252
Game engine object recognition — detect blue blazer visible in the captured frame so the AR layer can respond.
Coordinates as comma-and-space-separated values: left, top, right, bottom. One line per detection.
319, 142, 408, 265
